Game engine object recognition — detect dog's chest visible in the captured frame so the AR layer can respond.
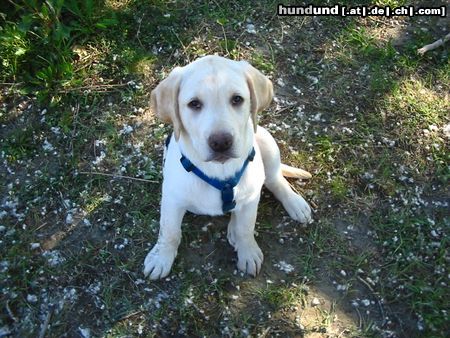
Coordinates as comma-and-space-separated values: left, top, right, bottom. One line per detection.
184, 164, 264, 215
163, 147, 265, 216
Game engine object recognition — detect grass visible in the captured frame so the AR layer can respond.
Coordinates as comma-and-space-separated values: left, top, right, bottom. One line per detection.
1, 0, 449, 337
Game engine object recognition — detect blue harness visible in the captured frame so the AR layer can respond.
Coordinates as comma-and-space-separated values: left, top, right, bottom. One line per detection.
165, 134, 255, 213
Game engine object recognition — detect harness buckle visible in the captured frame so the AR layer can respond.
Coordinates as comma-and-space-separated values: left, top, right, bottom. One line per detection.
222, 200, 236, 213
221, 184, 235, 213
179, 147, 255, 214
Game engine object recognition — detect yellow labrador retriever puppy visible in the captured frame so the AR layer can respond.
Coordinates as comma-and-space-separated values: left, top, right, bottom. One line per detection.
144, 55, 312, 279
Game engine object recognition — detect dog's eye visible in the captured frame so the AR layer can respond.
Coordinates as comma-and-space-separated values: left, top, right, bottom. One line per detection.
231, 95, 243, 106
188, 99, 202, 110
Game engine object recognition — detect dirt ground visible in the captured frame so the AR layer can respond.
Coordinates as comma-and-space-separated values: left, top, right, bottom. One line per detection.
1, 1, 449, 337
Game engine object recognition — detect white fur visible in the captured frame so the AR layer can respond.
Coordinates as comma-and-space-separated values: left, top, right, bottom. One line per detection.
144, 56, 312, 280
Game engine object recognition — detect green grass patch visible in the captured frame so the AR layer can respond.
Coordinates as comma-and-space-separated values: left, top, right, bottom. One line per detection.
370, 212, 449, 335
256, 283, 308, 310
1, 0, 118, 100
375, 0, 409, 7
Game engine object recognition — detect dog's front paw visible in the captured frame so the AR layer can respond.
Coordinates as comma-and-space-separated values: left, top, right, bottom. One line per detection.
236, 240, 264, 277
283, 193, 312, 224
143, 244, 177, 280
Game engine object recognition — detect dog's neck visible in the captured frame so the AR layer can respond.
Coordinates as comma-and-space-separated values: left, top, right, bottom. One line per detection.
176, 125, 255, 180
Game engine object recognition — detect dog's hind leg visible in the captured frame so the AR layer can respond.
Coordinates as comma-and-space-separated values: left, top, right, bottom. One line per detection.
256, 126, 312, 224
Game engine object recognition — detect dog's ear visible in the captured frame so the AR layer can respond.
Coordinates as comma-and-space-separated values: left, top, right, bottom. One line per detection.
241, 61, 273, 132
151, 67, 184, 140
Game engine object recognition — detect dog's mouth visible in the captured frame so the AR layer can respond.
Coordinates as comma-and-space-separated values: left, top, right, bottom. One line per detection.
206, 152, 238, 164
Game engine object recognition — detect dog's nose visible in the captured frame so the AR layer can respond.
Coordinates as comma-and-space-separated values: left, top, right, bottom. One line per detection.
208, 132, 233, 153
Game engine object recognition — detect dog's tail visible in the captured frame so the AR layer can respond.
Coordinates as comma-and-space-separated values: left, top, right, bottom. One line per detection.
281, 164, 312, 179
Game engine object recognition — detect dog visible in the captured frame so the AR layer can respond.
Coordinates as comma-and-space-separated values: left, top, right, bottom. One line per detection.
144, 55, 312, 280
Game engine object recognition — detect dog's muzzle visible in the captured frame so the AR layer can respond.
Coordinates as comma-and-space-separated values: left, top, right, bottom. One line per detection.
208, 132, 233, 153
207, 132, 236, 163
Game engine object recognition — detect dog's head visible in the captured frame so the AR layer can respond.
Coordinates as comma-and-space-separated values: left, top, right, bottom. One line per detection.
151, 55, 273, 163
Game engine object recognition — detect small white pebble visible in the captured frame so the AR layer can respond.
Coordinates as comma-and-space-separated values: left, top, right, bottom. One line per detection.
42, 139, 54, 152
311, 297, 321, 306
78, 327, 91, 338
361, 299, 371, 307
274, 261, 295, 273
66, 213, 73, 224
246, 23, 256, 34
30, 243, 40, 250
27, 294, 38, 303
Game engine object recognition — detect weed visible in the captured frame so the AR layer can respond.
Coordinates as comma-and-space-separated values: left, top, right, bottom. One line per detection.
375, 0, 408, 7
251, 51, 275, 74
256, 283, 308, 310
0, 0, 117, 101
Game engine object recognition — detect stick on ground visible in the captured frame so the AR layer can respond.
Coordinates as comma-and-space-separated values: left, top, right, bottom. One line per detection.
417, 32, 450, 55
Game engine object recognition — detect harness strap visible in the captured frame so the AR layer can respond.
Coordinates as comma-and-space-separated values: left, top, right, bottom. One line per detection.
180, 148, 256, 213
165, 133, 172, 148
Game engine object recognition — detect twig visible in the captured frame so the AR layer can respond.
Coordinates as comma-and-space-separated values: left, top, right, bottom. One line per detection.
258, 326, 271, 338
417, 32, 450, 55
0, 82, 23, 86
216, 17, 229, 56
273, 106, 294, 115
337, 328, 350, 338
38, 309, 52, 338
58, 83, 130, 93
36, 222, 48, 231
278, 15, 285, 44
136, 14, 145, 48
357, 275, 386, 322
118, 310, 144, 321
79, 171, 159, 183
2, 82, 128, 93
6, 301, 18, 322
368, 16, 402, 28
70, 102, 80, 157
170, 28, 189, 61
204, 249, 217, 260
354, 305, 363, 329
